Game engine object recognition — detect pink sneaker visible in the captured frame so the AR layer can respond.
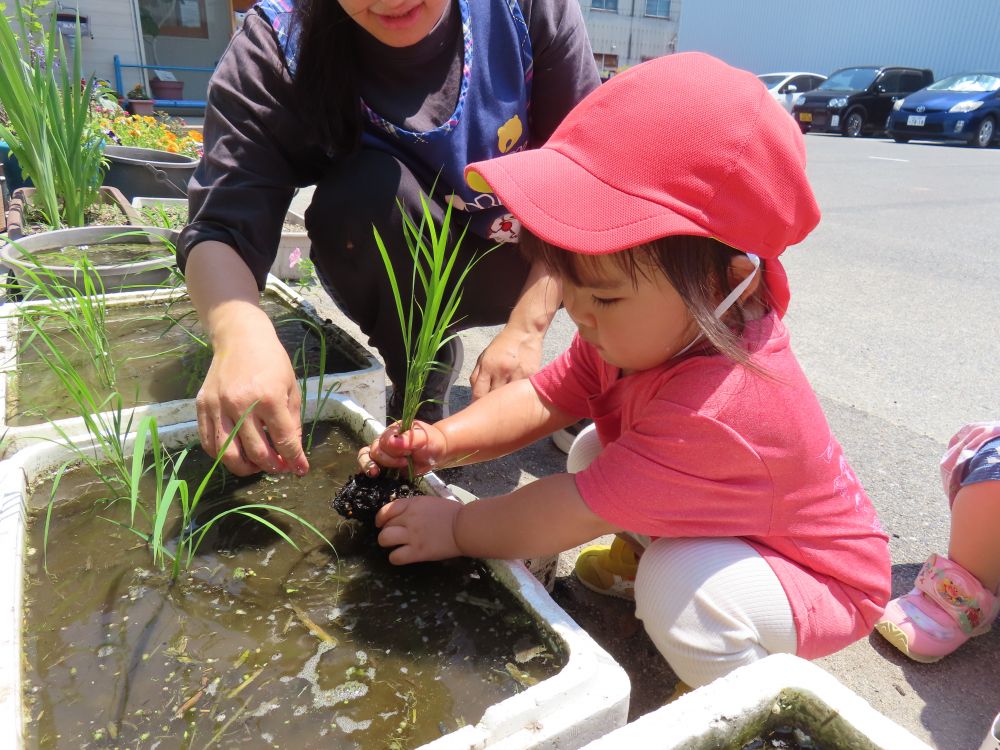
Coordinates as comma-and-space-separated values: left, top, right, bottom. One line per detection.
875, 553, 999, 663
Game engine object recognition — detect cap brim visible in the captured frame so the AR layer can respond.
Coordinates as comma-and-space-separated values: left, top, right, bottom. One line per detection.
468, 147, 714, 254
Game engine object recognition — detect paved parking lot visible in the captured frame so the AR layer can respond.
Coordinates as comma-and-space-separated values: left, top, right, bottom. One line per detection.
294, 132, 1000, 749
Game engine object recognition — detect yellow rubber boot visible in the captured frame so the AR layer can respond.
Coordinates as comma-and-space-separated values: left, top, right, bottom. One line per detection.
574, 536, 639, 600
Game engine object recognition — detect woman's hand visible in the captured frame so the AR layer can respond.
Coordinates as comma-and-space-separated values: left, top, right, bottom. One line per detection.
469, 325, 544, 399
375, 495, 463, 564
470, 257, 560, 400
358, 420, 449, 477
195, 305, 309, 476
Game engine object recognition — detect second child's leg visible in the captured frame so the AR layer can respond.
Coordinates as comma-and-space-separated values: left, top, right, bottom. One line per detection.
633, 537, 797, 688
948, 480, 1000, 592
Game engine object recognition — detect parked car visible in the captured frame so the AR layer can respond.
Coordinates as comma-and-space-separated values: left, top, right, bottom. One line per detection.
792, 66, 934, 137
887, 72, 1000, 148
757, 72, 827, 113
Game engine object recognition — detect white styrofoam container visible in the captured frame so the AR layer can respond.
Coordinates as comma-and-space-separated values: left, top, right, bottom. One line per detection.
581, 653, 933, 750
130, 197, 309, 281
0, 276, 384, 457
0, 394, 630, 749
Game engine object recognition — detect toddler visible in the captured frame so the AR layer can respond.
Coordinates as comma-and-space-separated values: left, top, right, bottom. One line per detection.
876, 421, 1000, 661
360, 52, 891, 688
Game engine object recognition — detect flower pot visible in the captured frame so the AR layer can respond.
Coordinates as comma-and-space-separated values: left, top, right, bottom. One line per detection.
0, 225, 178, 296
126, 98, 155, 116
4, 186, 140, 241
149, 78, 184, 100
102, 145, 198, 201
0, 277, 386, 455
0, 394, 630, 748
131, 197, 309, 281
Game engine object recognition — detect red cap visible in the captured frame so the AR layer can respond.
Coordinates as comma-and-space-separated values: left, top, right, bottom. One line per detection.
465, 52, 821, 316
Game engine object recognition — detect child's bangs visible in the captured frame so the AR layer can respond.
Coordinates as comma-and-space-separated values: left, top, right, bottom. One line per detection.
520, 231, 646, 287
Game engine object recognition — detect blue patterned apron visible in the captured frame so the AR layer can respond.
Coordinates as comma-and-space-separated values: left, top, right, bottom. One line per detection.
256, 0, 533, 242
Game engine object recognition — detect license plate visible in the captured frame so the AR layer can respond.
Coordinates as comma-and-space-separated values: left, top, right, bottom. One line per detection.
798, 112, 812, 122
831, 115, 840, 128
907, 115, 926, 126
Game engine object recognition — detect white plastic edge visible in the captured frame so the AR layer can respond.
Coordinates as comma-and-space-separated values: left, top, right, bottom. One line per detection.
580, 652, 932, 750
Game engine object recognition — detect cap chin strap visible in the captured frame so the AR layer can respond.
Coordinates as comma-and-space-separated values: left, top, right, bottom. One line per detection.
673, 253, 761, 359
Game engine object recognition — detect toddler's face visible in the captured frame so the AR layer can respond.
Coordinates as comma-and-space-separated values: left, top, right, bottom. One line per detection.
339, 0, 449, 47
561, 255, 699, 375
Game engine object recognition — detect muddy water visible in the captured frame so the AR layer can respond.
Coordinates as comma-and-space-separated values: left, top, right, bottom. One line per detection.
30, 242, 171, 266
22, 423, 563, 749
8, 295, 362, 425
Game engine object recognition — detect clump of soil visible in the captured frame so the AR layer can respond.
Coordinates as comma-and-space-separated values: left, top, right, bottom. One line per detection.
332, 470, 415, 527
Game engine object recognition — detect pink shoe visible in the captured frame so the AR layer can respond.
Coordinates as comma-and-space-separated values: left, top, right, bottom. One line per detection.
875, 553, 999, 663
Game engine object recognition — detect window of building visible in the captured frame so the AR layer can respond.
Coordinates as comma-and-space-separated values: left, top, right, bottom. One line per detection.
591, 0, 619, 12
644, 0, 670, 18
594, 53, 620, 71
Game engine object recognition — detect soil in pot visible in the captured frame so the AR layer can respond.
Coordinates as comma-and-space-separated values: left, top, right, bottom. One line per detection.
22, 422, 563, 748
8, 295, 361, 425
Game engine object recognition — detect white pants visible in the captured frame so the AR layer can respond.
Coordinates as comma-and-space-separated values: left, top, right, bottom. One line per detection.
568, 424, 798, 687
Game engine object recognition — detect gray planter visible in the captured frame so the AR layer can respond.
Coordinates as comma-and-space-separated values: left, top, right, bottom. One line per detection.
0, 225, 178, 294
102, 145, 198, 200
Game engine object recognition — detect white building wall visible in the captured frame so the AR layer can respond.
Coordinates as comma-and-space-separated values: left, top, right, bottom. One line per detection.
577, 0, 682, 72
677, 0, 1000, 79
51, 0, 146, 91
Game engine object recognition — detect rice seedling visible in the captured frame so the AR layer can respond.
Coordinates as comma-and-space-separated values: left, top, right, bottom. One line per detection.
7, 248, 118, 390
373, 192, 493, 478
286, 316, 341, 453
114, 412, 334, 580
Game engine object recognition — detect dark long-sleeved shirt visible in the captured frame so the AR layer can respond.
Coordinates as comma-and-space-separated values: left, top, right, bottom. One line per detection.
178, 0, 600, 287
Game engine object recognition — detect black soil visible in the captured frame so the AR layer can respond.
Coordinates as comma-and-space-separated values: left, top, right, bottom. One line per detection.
332, 471, 415, 527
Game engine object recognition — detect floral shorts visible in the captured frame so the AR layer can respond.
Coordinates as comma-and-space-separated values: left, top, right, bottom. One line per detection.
961, 436, 1000, 487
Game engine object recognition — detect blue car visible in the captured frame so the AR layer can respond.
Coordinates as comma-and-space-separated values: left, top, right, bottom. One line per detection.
887, 73, 1000, 148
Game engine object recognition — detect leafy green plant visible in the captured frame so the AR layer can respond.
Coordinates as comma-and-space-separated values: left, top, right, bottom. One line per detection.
0, 2, 107, 228
373, 193, 492, 456
286, 317, 341, 453
9, 250, 117, 390
118, 413, 333, 580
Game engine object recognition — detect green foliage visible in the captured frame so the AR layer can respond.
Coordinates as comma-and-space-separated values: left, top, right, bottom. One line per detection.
0, 2, 107, 228
373, 193, 492, 453
120, 412, 334, 580
9, 245, 336, 578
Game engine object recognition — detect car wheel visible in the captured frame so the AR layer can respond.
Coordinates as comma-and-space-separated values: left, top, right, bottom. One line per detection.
842, 110, 865, 137
798, 123, 810, 135
969, 116, 995, 148
892, 135, 910, 144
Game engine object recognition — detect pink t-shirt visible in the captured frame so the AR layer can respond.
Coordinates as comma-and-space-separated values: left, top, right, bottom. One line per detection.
531, 312, 890, 659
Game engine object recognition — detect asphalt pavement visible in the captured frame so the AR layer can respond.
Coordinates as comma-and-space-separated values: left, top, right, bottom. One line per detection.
292, 132, 1000, 750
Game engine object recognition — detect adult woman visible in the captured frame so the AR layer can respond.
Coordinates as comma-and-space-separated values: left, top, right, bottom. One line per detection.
178, 0, 599, 476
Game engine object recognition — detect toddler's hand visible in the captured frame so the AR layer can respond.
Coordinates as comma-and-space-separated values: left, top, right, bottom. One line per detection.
356, 420, 448, 477
375, 495, 463, 564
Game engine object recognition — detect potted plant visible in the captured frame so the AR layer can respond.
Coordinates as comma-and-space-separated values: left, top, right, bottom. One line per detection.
0, 3, 108, 229
125, 83, 154, 116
